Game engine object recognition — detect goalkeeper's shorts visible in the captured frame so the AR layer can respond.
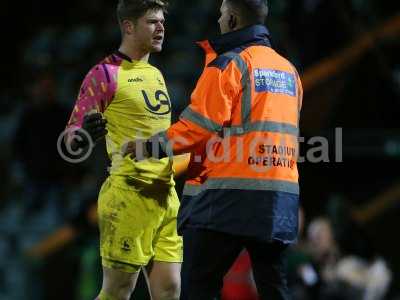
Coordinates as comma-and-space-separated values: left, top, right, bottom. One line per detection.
98, 176, 183, 273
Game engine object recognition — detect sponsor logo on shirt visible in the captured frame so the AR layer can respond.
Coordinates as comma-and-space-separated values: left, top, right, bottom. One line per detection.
128, 77, 144, 83
142, 90, 171, 115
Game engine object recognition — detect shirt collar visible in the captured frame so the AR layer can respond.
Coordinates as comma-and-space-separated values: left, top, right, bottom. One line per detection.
115, 50, 133, 62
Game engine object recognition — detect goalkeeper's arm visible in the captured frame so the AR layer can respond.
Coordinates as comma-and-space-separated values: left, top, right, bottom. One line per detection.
64, 112, 107, 159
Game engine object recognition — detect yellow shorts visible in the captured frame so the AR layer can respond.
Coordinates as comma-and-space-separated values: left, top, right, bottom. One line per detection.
98, 176, 182, 273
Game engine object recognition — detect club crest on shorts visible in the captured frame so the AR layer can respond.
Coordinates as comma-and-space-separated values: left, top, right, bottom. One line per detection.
120, 237, 133, 252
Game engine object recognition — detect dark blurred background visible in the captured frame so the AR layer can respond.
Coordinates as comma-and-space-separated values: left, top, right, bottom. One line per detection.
1, 0, 400, 299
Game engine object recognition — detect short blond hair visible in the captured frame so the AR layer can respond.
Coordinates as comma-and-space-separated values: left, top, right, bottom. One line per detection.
117, 0, 168, 24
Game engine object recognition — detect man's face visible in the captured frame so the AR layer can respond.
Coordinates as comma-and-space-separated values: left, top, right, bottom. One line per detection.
218, 0, 232, 34
133, 8, 165, 53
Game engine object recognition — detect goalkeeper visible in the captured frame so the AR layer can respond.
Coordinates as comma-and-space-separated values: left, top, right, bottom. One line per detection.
64, 1, 187, 299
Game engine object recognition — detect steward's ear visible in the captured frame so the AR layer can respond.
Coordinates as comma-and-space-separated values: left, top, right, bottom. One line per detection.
228, 14, 237, 30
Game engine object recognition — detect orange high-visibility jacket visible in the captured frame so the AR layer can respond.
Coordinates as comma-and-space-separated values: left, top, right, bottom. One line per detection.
151, 25, 302, 242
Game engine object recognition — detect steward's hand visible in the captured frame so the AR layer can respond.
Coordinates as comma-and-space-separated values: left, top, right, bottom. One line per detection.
121, 139, 149, 161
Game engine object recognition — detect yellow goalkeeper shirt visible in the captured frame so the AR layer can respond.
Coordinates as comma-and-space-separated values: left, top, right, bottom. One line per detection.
67, 51, 174, 185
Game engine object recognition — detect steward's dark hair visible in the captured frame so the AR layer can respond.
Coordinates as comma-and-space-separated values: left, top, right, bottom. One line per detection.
227, 0, 268, 25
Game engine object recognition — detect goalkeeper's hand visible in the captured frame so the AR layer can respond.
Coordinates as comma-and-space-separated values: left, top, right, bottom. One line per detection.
71, 113, 108, 151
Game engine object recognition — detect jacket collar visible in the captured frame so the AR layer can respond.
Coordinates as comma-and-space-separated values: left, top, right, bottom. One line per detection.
207, 24, 272, 55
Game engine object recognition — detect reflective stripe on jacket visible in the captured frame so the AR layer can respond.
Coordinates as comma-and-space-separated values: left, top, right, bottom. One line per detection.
155, 25, 303, 242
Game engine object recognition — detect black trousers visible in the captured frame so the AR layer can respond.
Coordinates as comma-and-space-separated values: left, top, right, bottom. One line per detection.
180, 227, 291, 300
